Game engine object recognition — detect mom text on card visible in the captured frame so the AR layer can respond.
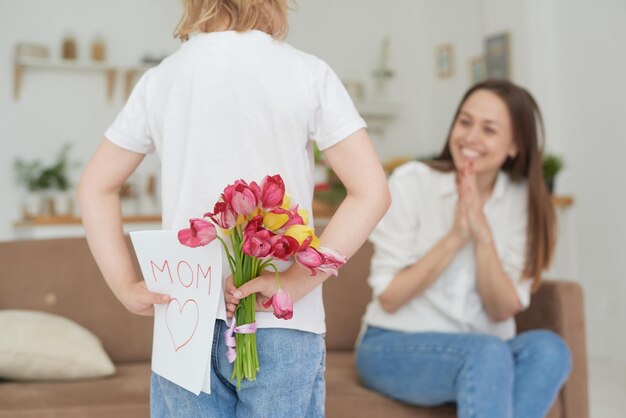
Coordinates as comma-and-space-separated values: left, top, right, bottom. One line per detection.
149, 259, 212, 294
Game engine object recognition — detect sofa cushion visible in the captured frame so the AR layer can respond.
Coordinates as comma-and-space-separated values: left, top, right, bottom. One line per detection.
0, 310, 115, 381
0, 362, 150, 418
0, 238, 153, 364
326, 351, 456, 418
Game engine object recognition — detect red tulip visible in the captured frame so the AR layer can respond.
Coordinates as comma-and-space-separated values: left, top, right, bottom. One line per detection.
205, 202, 237, 229
269, 234, 299, 260
262, 288, 293, 320
177, 219, 217, 248
260, 174, 285, 209
242, 228, 273, 258
244, 215, 264, 236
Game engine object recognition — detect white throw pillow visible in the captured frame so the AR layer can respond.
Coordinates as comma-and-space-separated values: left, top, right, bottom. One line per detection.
0, 310, 115, 381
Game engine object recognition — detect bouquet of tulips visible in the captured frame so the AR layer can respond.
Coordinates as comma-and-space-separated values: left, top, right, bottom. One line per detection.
177, 174, 346, 388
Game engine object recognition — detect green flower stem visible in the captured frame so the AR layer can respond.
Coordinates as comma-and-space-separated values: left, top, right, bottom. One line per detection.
229, 223, 261, 389
265, 262, 281, 289
215, 235, 235, 274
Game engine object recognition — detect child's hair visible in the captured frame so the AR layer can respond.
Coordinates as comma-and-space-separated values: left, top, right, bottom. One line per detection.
174, 0, 290, 41
429, 80, 556, 289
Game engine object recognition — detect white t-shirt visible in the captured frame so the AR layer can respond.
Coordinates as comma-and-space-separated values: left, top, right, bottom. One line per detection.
105, 30, 366, 334
363, 161, 532, 340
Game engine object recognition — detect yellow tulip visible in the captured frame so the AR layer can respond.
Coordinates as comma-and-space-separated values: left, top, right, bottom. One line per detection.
264, 212, 289, 231
297, 208, 310, 226
281, 193, 291, 210
284, 224, 315, 245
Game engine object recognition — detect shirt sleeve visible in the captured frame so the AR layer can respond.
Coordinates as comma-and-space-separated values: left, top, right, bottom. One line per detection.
104, 70, 155, 154
309, 60, 367, 151
367, 169, 420, 296
499, 197, 533, 310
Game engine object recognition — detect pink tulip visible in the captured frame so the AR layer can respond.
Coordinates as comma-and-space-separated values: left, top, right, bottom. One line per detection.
222, 180, 259, 216
260, 174, 285, 209
242, 229, 273, 258
262, 288, 293, 320
205, 202, 237, 229
315, 247, 347, 277
249, 181, 262, 202
177, 218, 217, 248
222, 180, 246, 205
296, 246, 347, 276
269, 234, 299, 260
295, 247, 325, 275
231, 185, 258, 216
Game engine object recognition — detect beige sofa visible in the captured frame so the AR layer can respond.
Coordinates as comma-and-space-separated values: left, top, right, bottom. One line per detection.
0, 237, 588, 418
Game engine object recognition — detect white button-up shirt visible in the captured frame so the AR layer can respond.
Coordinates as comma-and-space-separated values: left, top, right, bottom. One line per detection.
363, 161, 532, 340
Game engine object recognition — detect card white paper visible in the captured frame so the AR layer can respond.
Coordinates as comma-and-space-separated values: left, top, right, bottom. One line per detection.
130, 230, 221, 395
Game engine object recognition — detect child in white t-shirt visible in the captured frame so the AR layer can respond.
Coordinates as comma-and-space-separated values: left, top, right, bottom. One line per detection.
78, 1, 390, 417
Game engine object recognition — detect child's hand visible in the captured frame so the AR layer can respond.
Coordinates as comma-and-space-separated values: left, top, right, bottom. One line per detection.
118, 281, 170, 316
224, 274, 276, 318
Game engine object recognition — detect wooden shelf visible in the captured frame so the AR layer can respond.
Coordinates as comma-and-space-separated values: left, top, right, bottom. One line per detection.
553, 195, 574, 209
13, 56, 118, 101
14, 215, 161, 227
13, 56, 153, 102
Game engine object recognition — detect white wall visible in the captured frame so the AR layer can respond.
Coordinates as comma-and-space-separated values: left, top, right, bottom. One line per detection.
289, 0, 429, 160
0, 0, 181, 240
552, 0, 626, 361
1, 0, 625, 362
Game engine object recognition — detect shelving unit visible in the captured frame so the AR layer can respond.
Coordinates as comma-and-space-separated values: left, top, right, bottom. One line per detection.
13, 56, 118, 101
12, 56, 152, 102
355, 101, 400, 137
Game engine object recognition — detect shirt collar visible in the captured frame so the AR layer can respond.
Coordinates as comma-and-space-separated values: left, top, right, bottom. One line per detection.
188, 29, 273, 43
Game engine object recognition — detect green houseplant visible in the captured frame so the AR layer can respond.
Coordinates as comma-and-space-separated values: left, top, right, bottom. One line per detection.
14, 144, 76, 217
542, 153, 564, 194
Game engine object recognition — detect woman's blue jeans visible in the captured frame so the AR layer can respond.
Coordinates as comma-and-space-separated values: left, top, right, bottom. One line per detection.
355, 327, 572, 418
151, 320, 326, 418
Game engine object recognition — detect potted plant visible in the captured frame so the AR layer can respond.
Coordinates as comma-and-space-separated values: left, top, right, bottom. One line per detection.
542, 153, 564, 194
14, 144, 77, 218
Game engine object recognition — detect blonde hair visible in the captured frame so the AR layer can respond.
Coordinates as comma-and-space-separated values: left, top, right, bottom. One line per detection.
174, 0, 290, 41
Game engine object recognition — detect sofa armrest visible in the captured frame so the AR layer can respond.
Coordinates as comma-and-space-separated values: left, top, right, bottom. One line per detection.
515, 280, 589, 418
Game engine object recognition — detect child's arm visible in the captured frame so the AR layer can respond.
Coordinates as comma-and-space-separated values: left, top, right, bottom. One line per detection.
226, 128, 390, 311
78, 139, 170, 316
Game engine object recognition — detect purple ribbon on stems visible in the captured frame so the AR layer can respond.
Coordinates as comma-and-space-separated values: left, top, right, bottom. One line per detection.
224, 318, 257, 363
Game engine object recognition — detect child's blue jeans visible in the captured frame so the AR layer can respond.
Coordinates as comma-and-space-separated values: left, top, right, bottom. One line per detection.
151, 319, 325, 418
355, 327, 572, 418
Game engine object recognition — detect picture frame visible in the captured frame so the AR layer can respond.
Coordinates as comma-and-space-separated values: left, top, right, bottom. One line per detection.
485, 32, 511, 80
436, 44, 454, 79
469, 55, 487, 84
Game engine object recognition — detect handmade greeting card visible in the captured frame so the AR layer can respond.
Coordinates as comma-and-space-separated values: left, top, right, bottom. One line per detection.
130, 230, 221, 395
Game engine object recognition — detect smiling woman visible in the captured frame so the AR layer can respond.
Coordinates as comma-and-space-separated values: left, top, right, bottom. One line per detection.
355, 80, 570, 418
429, 80, 555, 287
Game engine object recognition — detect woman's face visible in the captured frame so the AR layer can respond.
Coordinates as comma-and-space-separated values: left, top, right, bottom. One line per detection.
449, 89, 517, 177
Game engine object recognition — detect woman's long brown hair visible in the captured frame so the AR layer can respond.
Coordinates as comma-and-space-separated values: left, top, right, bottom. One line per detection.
429, 80, 556, 289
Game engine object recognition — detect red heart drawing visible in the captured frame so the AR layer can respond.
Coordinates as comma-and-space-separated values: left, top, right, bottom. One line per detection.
165, 298, 199, 352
